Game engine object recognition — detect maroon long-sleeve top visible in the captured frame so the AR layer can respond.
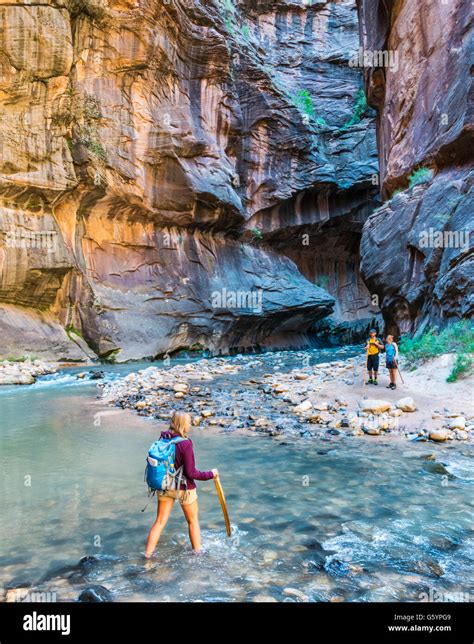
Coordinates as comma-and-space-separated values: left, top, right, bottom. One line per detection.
161, 430, 213, 490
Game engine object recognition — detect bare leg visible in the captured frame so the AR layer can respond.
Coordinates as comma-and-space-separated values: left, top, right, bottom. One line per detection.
181, 500, 201, 551
145, 497, 174, 558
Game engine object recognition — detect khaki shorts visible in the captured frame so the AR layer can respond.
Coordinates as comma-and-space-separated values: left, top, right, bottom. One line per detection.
157, 488, 197, 506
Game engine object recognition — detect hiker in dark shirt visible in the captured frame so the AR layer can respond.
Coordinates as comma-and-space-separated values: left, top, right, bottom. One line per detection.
145, 411, 217, 557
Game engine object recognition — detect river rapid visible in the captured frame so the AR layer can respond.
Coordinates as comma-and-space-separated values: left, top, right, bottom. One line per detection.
0, 347, 473, 603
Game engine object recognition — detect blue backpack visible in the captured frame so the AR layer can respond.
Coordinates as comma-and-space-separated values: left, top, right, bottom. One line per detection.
145, 436, 188, 492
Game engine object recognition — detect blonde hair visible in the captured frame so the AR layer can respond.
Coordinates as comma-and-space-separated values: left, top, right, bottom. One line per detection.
170, 410, 191, 437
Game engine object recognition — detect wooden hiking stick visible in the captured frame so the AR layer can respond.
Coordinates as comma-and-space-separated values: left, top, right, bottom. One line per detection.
214, 474, 231, 537
395, 360, 405, 384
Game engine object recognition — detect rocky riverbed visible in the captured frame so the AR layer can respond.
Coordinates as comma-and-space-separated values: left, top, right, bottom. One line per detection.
101, 350, 474, 444
1, 346, 473, 604
0, 359, 57, 385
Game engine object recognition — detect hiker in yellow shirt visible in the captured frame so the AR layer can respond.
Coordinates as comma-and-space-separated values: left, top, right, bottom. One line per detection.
364, 329, 384, 385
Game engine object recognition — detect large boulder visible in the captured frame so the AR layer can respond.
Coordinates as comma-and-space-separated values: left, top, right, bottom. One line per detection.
358, 399, 392, 414
396, 397, 417, 412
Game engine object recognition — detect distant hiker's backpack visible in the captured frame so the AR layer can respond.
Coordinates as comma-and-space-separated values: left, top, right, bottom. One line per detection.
145, 436, 187, 492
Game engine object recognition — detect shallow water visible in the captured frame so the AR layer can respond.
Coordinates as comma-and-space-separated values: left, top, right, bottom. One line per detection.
0, 349, 473, 602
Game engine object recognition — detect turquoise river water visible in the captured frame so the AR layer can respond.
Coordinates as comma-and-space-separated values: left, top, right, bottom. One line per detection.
0, 349, 473, 602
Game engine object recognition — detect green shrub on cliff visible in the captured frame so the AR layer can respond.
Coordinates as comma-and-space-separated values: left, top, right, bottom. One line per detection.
341, 89, 369, 129
66, 323, 83, 340
249, 227, 263, 243
408, 167, 433, 189
400, 321, 474, 382
78, 125, 107, 162
292, 89, 315, 119
290, 89, 328, 127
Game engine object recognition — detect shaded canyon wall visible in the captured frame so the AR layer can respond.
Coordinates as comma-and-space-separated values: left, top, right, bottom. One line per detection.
0, 0, 379, 361
358, 0, 473, 336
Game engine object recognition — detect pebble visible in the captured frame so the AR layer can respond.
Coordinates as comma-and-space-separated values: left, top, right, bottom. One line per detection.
294, 400, 312, 413
448, 417, 466, 430
283, 587, 309, 602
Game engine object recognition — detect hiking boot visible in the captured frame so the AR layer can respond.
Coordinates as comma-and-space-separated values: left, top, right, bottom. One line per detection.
386, 383, 392, 388
373, 379, 378, 385
367, 378, 373, 384
391, 384, 397, 389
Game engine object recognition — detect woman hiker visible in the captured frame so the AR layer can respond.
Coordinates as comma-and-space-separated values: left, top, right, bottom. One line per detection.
145, 411, 218, 557
364, 329, 384, 385
385, 334, 399, 389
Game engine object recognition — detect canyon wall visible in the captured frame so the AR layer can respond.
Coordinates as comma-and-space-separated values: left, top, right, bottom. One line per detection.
0, 0, 378, 361
358, 0, 473, 335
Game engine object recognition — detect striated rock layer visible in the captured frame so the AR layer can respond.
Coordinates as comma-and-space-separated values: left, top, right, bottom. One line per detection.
0, 0, 380, 360
358, 0, 473, 335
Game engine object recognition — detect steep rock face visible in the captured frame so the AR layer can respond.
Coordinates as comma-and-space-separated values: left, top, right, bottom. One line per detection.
0, 0, 377, 360
361, 168, 473, 335
358, 0, 473, 335
240, 0, 380, 335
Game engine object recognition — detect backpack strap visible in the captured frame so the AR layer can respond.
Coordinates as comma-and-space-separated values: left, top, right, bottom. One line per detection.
163, 436, 188, 490
169, 436, 188, 444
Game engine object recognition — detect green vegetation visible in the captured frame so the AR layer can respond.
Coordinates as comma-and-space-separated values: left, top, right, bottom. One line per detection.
292, 89, 316, 119
399, 321, 474, 382
83, 94, 102, 120
224, 18, 235, 35
241, 23, 250, 41
249, 227, 263, 242
408, 167, 434, 189
447, 353, 473, 383
220, 0, 236, 35
66, 0, 107, 21
100, 348, 121, 363
65, 323, 83, 339
341, 89, 369, 130
315, 275, 330, 289
222, 0, 235, 13
78, 125, 107, 162
4, 355, 34, 363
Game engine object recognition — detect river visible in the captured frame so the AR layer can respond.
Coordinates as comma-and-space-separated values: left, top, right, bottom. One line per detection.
0, 348, 473, 602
